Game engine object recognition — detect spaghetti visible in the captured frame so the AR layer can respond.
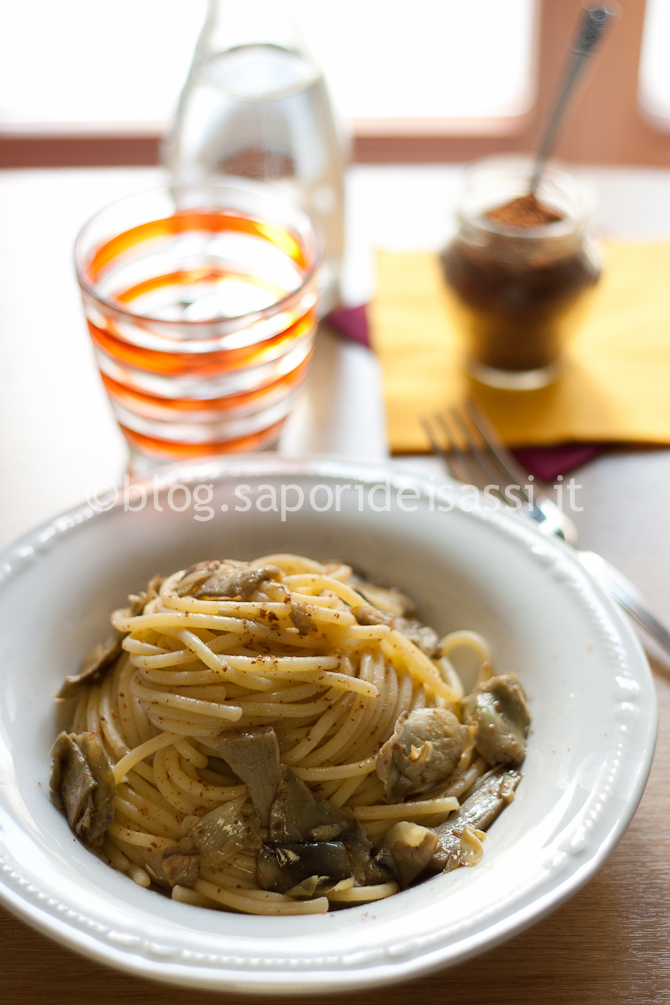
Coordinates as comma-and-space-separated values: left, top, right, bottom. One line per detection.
50, 554, 528, 915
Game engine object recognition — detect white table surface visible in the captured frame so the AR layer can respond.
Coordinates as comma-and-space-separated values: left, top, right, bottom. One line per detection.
1, 163, 670, 643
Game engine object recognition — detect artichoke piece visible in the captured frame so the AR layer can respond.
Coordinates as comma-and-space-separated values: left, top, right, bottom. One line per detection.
430, 768, 521, 871
376, 708, 466, 801
265, 766, 370, 883
351, 604, 395, 628
214, 728, 281, 829
366, 821, 438, 889
348, 575, 416, 618
285, 875, 322, 899
256, 842, 352, 894
268, 766, 356, 844
49, 731, 116, 847
289, 602, 318, 635
55, 632, 123, 700
55, 587, 153, 700
394, 617, 441, 658
188, 796, 253, 861
193, 561, 282, 600
341, 826, 372, 886
147, 850, 201, 890
148, 797, 257, 890
462, 673, 530, 767
174, 560, 222, 596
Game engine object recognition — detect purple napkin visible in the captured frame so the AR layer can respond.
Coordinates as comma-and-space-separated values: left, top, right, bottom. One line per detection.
512, 444, 604, 481
326, 304, 604, 480
326, 304, 370, 347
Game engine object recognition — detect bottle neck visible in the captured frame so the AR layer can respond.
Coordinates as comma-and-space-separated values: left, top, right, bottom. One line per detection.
198, 0, 305, 56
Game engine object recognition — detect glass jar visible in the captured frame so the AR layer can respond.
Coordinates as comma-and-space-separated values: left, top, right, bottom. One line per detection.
440, 156, 601, 390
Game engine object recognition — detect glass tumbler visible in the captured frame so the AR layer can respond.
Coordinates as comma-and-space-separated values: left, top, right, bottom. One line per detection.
75, 180, 321, 471
440, 156, 601, 390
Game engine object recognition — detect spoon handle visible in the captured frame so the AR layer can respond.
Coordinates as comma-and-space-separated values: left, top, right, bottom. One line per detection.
530, 5, 616, 195
572, 3, 616, 56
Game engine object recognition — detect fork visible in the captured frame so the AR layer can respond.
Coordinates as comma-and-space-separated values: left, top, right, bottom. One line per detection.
422, 400, 670, 660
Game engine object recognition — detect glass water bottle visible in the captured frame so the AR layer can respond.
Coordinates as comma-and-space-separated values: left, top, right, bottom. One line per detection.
163, 0, 346, 314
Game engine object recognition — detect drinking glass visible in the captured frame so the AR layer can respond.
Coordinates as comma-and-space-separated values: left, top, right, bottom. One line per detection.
75, 180, 321, 472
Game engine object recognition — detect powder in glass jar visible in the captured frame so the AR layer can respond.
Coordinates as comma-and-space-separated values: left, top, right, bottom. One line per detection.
484, 194, 564, 228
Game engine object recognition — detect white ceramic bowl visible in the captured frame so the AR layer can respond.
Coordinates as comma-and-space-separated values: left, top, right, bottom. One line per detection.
0, 457, 656, 994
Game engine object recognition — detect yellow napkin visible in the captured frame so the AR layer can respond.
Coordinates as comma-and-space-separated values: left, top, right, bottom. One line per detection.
369, 243, 670, 451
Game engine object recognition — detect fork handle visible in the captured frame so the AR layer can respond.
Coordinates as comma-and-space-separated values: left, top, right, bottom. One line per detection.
577, 550, 670, 659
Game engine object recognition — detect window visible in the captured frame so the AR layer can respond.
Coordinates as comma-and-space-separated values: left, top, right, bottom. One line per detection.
639, 0, 670, 130
0, 0, 534, 134
298, 0, 535, 129
0, 0, 206, 130
1, 0, 669, 167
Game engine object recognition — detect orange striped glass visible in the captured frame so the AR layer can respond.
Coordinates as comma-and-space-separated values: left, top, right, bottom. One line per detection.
75, 181, 321, 471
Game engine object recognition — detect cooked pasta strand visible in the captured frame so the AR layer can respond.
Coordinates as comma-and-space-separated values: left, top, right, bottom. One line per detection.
112, 732, 179, 785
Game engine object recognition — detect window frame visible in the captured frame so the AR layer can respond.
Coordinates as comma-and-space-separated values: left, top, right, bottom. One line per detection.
0, 0, 668, 168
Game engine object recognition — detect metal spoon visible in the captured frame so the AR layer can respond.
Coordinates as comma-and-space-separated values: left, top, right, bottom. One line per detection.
530, 5, 618, 195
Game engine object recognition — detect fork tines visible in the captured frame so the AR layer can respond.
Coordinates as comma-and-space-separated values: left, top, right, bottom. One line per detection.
421, 400, 532, 504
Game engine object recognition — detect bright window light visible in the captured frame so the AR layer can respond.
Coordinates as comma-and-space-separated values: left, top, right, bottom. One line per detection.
0, 0, 536, 130
0, 0, 206, 129
298, 0, 536, 122
639, 0, 670, 130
